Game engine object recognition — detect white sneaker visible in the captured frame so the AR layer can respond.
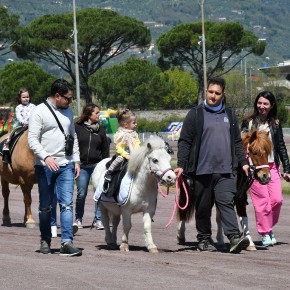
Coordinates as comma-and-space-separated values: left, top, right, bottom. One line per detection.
94, 220, 104, 230
74, 219, 83, 229
51, 226, 57, 238
262, 234, 273, 247
270, 231, 277, 245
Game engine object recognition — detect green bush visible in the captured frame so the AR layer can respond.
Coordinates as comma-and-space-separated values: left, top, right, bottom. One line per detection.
277, 102, 289, 127
137, 114, 184, 133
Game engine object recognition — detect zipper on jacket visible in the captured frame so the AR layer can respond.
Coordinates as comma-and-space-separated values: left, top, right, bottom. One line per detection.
86, 133, 92, 164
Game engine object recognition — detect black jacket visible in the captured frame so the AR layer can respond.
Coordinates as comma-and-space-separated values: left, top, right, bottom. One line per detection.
75, 123, 109, 166
241, 119, 290, 174
177, 104, 247, 174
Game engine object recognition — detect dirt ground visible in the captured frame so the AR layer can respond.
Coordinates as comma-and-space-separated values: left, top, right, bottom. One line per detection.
1, 185, 290, 290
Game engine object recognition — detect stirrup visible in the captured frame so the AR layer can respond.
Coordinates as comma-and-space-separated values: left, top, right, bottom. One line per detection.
2, 152, 11, 164
103, 181, 110, 193
104, 174, 112, 182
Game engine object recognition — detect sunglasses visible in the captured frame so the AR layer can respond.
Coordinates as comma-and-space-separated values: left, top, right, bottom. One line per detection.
207, 90, 222, 96
59, 93, 74, 102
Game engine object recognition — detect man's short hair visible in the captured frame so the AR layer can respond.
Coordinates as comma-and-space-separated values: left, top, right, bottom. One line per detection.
207, 77, 226, 92
51, 79, 73, 96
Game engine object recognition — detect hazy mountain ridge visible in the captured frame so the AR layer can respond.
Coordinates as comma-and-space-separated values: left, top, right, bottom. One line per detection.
1, 0, 289, 65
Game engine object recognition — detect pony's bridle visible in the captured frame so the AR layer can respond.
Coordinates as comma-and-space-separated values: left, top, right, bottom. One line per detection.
147, 156, 173, 182
246, 143, 269, 173
236, 143, 270, 199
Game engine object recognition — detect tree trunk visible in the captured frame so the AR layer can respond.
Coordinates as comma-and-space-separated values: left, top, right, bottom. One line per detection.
80, 83, 92, 103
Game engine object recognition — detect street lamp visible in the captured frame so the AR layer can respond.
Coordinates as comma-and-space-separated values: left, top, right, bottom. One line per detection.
73, 0, 81, 116
199, 0, 207, 102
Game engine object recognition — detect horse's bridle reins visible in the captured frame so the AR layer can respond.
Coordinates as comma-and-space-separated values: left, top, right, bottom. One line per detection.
147, 155, 188, 227
150, 161, 189, 228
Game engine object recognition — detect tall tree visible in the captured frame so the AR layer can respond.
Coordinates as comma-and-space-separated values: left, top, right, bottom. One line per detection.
161, 68, 198, 109
12, 8, 151, 102
90, 57, 170, 109
0, 5, 19, 56
0, 61, 55, 105
157, 21, 266, 103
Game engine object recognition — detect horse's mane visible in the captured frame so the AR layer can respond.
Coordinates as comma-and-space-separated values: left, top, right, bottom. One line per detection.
242, 130, 272, 156
127, 136, 166, 174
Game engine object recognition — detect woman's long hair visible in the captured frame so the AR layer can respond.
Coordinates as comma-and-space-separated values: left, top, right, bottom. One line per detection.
248, 91, 278, 127
76, 103, 100, 124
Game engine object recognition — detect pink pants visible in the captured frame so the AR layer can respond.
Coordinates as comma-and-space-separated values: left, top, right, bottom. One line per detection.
250, 163, 283, 235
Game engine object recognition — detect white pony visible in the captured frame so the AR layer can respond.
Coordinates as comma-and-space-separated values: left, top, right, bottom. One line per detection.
92, 136, 176, 253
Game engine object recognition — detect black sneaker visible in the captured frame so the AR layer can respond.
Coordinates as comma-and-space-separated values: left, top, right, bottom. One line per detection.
197, 238, 217, 252
230, 236, 250, 254
59, 242, 82, 257
40, 240, 51, 254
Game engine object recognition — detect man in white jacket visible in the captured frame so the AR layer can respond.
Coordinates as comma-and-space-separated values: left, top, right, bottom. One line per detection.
28, 79, 81, 256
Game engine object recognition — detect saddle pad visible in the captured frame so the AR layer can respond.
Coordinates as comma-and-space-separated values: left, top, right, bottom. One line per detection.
94, 172, 134, 206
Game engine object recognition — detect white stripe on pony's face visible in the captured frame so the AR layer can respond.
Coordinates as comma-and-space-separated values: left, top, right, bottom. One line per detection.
147, 148, 176, 186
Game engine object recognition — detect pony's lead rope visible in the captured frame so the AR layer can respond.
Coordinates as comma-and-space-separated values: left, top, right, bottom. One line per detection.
165, 175, 189, 229
157, 183, 170, 197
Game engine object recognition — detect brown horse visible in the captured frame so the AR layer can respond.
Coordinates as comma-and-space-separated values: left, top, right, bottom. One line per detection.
177, 130, 272, 249
0, 129, 36, 227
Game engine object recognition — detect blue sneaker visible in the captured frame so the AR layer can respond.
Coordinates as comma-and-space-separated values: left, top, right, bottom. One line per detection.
269, 231, 277, 245
262, 234, 273, 247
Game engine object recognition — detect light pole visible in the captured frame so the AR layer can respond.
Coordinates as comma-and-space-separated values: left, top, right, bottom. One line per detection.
73, 0, 81, 116
244, 57, 247, 102
199, 0, 207, 101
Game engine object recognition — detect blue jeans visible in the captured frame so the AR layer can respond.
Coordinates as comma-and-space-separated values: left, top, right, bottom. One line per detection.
50, 187, 58, 227
35, 163, 75, 244
75, 166, 101, 221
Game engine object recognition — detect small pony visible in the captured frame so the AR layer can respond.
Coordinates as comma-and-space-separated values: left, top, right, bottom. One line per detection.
177, 130, 272, 250
92, 136, 176, 253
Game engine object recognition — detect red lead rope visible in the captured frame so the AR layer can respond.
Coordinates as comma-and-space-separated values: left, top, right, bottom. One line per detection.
157, 175, 189, 229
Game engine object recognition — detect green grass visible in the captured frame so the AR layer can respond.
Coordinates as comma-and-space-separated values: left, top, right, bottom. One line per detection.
282, 180, 290, 195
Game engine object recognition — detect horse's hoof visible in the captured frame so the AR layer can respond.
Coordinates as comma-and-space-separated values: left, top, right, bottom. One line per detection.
107, 243, 118, 250
246, 245, 257, 251
177, 236, 186, 245
120, 244, 129, 252
149, 247, 159, 253
25, 222, 36, 229
2, 217, 12, 227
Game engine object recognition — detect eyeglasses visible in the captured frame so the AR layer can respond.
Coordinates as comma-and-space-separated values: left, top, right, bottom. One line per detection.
59, 93, 74, 102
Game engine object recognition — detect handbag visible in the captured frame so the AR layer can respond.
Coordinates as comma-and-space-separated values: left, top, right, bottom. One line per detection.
44, 101, 74, 156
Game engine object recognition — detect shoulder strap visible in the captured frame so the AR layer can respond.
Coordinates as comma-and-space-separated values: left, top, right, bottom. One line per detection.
44, 101, 65, 136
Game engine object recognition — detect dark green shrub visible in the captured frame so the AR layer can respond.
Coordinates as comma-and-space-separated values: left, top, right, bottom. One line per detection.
137, 114, 184, 133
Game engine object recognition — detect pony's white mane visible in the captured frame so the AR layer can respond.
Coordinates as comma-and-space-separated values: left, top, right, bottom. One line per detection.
127, 136, 166, 174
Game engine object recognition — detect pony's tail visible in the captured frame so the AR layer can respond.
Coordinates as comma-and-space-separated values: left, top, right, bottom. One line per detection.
176, 176, 195, 222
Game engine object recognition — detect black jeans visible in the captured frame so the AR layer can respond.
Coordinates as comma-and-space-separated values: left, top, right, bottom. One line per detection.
194, 173, 240, 242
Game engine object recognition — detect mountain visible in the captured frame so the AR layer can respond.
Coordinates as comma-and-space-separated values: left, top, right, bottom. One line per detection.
1, 0, 290, 67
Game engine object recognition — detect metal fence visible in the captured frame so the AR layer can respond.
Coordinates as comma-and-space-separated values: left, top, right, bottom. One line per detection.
108, 128, 290, 144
